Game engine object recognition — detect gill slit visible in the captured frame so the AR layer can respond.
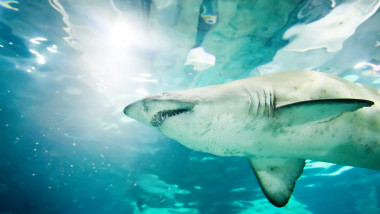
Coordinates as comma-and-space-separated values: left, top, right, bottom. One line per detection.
244, 88, 253, 115
256, 90, 260, 116
263, 89, 268, 117
268, 87, 273, 117
266, 86, 275, 117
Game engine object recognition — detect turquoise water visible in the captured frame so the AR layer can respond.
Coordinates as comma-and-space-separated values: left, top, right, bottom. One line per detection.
0, 0, 379, 213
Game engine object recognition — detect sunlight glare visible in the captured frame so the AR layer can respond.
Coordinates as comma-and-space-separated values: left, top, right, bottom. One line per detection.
106, 20, 147, 51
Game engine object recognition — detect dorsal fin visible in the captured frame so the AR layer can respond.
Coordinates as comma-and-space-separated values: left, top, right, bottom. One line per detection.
276, 98, 374, 126
248, 157, 305, 207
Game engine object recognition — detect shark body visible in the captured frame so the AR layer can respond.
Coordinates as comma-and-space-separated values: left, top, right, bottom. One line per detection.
124, 70, 380, 207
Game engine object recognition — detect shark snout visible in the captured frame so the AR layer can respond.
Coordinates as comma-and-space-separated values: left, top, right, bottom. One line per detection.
124, 100, 151, 125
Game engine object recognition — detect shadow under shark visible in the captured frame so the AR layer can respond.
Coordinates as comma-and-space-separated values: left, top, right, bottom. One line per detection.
124, 70, 380, 207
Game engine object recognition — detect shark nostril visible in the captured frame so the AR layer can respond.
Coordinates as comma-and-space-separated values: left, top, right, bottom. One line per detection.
143, 101, 148, 113
123, 106, 129, 115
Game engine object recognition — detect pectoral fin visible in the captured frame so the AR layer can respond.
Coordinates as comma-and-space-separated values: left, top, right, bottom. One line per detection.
276, 98, 374, 125
248, 157, 305, 207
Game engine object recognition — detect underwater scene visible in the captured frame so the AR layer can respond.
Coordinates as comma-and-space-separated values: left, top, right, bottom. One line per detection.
1, 0, 380, 213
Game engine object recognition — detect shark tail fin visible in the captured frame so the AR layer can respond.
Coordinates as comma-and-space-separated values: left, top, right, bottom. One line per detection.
248, 157, 305, 207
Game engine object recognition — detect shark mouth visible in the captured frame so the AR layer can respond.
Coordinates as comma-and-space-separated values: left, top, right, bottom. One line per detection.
150, 108, 192, 127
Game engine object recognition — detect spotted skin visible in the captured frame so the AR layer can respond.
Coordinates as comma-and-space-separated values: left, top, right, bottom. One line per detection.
124, 70, 380, 207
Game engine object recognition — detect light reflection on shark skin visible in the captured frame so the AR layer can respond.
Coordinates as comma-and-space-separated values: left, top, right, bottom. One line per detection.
124, 70, 380, 207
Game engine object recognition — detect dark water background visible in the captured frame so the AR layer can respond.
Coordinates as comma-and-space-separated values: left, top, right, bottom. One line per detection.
0, 0, 379, 213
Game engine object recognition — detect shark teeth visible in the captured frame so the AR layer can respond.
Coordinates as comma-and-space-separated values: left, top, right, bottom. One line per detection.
150, 108, 192, 127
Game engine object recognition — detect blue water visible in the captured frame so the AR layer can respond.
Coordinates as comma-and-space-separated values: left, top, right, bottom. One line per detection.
1, 0, 379, 213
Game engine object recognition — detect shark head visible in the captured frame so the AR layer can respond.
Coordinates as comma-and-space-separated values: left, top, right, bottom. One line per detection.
123, 82, 262, 153
124, 70, 379, 208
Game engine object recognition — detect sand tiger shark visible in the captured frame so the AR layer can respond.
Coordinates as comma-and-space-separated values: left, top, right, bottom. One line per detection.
123, 70, 380, 207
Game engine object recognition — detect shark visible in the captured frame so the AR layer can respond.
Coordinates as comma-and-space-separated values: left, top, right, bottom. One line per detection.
123, 70, 380, 207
